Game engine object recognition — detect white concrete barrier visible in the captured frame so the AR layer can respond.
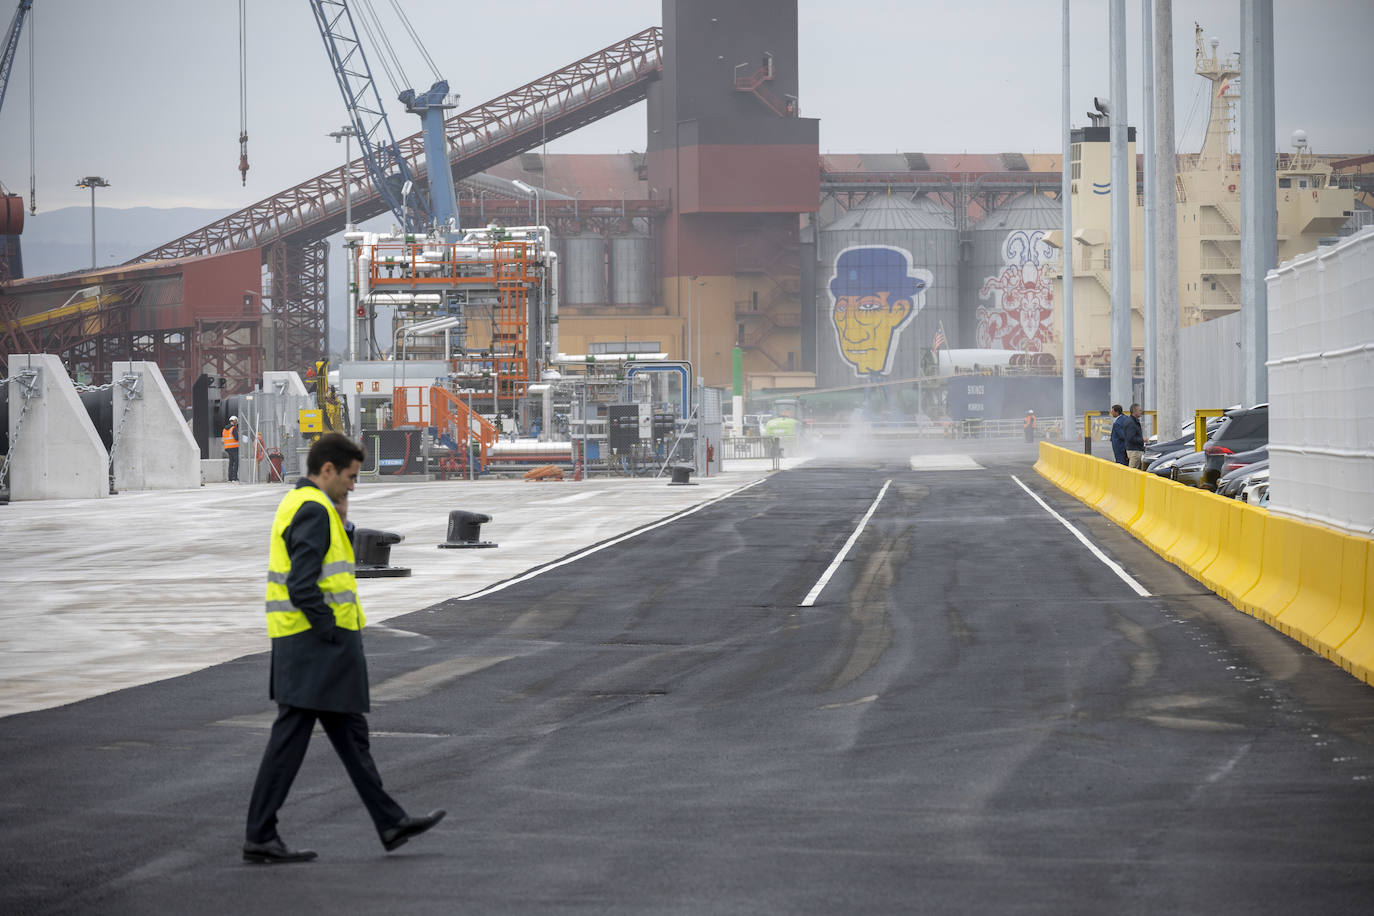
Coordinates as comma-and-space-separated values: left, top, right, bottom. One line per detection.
6, 353, 109, 500
111, 361, 201, 491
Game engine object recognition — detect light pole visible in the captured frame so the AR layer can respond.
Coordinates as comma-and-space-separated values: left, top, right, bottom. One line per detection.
75, 176, 109, 269
329, 125, 356, 360
512, 179, 540, 226
328, 125, 356, 229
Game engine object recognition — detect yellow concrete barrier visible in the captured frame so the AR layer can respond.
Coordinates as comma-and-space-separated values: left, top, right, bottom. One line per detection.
1128, 473, 1173, 548
1035, 441, 1373, 688
1314, 536, 1371, 660
1166, 489, 1228, 572
1098, 461, 1146, 529
1140, 478, 1188, 559
1274, 526, 1360, 650
1198, 500, 1265, 604
1328, 543, 1374, 682
1238, 514, 1305, 623
1080, 456, 1112, 508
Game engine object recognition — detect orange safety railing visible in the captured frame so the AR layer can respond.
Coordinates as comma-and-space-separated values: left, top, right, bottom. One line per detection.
391, 385, 499, 463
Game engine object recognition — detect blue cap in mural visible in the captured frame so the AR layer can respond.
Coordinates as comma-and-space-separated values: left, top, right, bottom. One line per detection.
829, 247, 928, 302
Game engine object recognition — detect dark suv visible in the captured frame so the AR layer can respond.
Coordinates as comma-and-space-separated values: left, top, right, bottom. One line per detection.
1200, 406, 1269, 491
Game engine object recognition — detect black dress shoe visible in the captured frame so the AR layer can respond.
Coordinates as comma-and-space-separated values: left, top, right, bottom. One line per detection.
242, 837, 318, 864
380, 809, 446, 851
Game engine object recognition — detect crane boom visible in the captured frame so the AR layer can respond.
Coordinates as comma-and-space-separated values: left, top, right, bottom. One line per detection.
0, 0, 33, 118
309, 0, 427, 229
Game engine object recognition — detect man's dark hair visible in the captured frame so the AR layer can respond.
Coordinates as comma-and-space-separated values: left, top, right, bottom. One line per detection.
307, 433, 365, 475
1110, 404, 1123, 416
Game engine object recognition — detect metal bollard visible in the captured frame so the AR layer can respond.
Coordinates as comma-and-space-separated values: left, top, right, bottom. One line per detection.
352, 528, 411, 578
437, 510, 497, 548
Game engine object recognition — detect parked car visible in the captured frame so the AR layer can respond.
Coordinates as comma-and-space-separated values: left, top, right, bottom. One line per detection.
1173, 450, 1211, 487
1145, 445, 1197, 477
1143, 417, 1222, 466
1201, 406, 1269, 491
1240, 469, 1270, 505
1220, 455, 1269, 497
1216, 451, 1269, 498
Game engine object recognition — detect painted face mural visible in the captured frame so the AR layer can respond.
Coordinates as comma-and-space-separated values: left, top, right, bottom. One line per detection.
977, 229, 1058, 352
829, 246, 931, 377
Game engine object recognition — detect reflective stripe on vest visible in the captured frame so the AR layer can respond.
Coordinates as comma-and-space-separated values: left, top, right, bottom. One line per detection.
223, 426, 239, 449
264, 486, 364, 638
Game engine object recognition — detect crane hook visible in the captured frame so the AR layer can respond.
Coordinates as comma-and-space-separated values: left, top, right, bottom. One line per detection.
238, 131, 249, 186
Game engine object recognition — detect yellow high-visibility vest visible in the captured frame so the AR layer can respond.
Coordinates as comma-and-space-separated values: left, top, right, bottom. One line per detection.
264, 486, 364, 638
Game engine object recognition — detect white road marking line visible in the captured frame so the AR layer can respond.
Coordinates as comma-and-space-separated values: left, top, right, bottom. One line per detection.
798, 479, 892, 608
908, 454, 983, 470
458, 478, 768, 600
819, 694, 879, 710
1010, 474, 1152, 597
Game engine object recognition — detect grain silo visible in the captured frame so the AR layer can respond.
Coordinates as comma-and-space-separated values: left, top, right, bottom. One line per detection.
815, 194, 958, 388
969, 192, 1062, 354
609, 222, 652, 308
563, 231, 607, 307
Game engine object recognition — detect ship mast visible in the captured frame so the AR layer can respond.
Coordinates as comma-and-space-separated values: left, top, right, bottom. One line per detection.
1194, 23, 1241, 176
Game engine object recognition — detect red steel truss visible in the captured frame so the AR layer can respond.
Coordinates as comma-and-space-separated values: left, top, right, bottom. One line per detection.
112, 27, 661, 382
133, 28, 663, 263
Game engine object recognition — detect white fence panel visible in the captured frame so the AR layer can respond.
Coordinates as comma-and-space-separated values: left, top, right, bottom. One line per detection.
1266, 227, 1374, 536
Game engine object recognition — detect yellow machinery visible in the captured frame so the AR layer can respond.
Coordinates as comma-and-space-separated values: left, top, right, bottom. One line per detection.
301, 359, 344, 440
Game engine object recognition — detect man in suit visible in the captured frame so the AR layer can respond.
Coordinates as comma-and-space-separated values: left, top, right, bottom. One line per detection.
1108, 404, 1129, 465
243, 432, 444, 864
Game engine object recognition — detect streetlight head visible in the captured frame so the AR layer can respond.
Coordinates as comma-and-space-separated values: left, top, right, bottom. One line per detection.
512, 179, 534, 196
76, 176, 110, 189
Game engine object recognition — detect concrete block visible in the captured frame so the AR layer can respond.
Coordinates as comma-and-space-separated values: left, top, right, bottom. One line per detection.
201, 459, 228, 484
263, 371, 309, 396
111, 361, 201, 491
6, 354, 108, 500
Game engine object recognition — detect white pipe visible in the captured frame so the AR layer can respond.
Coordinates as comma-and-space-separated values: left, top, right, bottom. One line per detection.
367, 293, 442, 306
547, 249, 559, 368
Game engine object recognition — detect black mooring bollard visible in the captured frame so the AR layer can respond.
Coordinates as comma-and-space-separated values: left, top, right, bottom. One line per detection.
438, 509, 497, 549
668, 465, 697, 486
352, 528, 411, 577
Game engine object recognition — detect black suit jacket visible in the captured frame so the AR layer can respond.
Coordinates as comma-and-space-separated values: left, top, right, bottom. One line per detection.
268, 482, 369, 713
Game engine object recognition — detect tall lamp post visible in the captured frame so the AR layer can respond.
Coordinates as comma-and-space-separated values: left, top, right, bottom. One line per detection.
75, 176, 110, 268
328, 125, 356, 229
329, 125, 356, 359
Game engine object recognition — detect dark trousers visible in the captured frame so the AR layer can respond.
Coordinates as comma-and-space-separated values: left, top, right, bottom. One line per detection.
245, 704, 406, 843
227, 447, 240, 481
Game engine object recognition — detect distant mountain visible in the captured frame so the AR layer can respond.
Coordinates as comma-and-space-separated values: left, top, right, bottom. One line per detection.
17, 206, 234, 277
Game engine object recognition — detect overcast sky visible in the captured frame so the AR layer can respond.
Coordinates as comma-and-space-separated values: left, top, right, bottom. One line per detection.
2, 0, 1370, 213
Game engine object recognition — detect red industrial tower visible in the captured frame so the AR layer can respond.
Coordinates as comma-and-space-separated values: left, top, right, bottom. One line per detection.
647, 0, 819, 386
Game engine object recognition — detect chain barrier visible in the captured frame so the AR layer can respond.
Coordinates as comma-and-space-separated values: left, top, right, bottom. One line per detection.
0, 368, 42, 495
106, 373, 142, 492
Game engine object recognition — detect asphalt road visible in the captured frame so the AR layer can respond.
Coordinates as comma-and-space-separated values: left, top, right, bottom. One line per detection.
3, 444, 1373, 914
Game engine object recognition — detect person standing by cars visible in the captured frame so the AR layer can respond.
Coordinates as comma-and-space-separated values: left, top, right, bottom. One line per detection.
1108, 404, 1127, 464
223, 415, 241, 482
1125, 403, 1146, 468
243, 432, 445, 864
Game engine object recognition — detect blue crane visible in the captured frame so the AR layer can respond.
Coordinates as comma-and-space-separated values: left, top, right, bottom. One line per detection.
0, 0, 32, 118
398, 79, 460, 235
309, 0, 429, 231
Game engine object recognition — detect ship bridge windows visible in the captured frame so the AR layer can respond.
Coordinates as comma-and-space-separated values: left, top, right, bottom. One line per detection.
1279, 178, 1291, 188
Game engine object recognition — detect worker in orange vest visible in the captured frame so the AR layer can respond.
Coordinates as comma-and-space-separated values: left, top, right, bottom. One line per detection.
224, 415, 242, 482
1023, 409, 1036, 443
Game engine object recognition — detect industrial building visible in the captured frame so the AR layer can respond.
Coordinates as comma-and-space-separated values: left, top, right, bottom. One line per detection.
2, 1, 1371, 435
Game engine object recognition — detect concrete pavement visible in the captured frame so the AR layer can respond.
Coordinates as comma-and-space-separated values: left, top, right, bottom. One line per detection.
0, 459, 802, 718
